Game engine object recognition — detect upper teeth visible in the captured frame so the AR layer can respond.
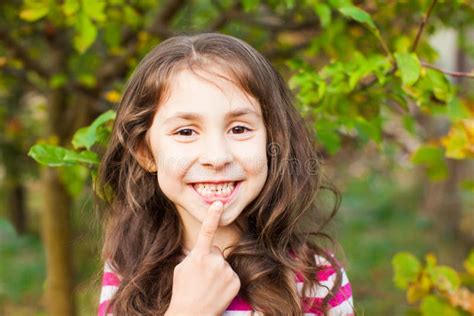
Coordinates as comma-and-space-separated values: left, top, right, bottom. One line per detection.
193, 182, 235, 196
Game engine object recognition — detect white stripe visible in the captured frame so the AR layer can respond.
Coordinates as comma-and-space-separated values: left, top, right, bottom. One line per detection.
314, 254, 331, 266
327, 295, 354, 315
222, 311, 253, 315
222, 311, 322, 316
99, 285, 119, 303
296, 267, 350, 298
104, 260, 113, 272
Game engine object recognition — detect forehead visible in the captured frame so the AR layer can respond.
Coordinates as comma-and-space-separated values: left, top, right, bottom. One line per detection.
156, 67, 262, 121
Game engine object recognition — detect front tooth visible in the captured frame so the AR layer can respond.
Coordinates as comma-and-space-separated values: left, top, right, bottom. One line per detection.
194, 182, 235, 196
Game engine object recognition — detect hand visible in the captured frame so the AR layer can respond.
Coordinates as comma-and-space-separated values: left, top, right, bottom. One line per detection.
166, 201, 241, 315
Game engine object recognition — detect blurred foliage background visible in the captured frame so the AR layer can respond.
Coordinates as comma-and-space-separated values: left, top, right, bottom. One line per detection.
0, 0, 473, 315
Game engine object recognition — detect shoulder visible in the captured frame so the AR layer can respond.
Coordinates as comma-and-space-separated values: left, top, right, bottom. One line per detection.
297, 254, 355, 315
98, 260, 122, 316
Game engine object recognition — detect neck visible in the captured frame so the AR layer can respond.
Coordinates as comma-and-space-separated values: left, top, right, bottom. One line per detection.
182, 224, 240, 258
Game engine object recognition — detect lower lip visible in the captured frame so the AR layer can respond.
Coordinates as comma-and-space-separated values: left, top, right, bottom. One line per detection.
190, 181, 242, 206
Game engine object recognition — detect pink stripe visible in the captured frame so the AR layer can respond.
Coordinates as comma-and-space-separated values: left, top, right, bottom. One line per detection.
316, 267, 336, 281
102, 272, 121, 286
295, 271, 305, 282
97, 300, 110, 316
294, 265, 334, 282
226, 296, 253, 311
302, 297, 325, 315
328, 282, 352, 307
303, 283, 352, 313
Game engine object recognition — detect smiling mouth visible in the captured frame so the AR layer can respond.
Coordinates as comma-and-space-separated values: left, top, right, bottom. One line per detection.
190, 181, 242, 204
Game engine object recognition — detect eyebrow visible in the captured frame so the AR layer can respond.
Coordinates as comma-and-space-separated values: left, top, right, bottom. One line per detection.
163, 108, 261, 125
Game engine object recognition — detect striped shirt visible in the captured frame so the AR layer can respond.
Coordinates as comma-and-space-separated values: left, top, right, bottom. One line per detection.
98, 255, 354, 315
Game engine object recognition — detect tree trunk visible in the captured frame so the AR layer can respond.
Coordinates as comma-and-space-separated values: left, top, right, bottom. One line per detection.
41, 166, 75, 315
40, 82, 76, 315
8, 180, 26, 234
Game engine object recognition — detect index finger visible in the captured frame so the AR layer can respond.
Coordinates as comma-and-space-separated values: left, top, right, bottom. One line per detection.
193, 200, 224, 255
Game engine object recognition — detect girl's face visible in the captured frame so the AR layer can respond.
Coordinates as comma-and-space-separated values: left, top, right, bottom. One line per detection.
146, 67, 268, 231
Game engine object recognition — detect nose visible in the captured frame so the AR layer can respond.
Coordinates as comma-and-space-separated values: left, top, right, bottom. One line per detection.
198, 134, 233, 169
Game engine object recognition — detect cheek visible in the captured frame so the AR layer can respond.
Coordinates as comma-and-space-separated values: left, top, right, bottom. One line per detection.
238, 139, 268, 177
152, 142, 193, 178
152, 148, 194, 200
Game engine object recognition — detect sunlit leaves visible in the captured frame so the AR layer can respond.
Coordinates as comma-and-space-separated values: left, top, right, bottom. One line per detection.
315, 120, 342, 155
440, 119, 474, 159
464, 250, 474, 276
313, 3, 331, 28
28, 144, 99, 166
338, 5, 376, 30
72, 110, 116, 150
82, 1, 106, 22
19, 0, 49, 22
420, 295, 462, 316
73, 11, 98, 53
395, 52, 421, 86
393, 252, 422, 289
62, 0, 79, 16
242, 0, 260, 12
392, 251, 473, 314
411, 145, 448, 180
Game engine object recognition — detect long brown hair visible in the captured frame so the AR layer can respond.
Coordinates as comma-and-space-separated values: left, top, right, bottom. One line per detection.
97, 32, 349, 315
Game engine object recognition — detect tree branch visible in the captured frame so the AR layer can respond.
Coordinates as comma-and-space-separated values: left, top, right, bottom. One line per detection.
0, 29, 51, 79
412, 0, 438, 52
208, 0, 242, 31
95, 0, 186, 91
421, 61, 474, 79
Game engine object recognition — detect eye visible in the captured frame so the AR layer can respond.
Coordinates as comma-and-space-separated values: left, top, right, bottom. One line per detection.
231, 125, 252, 134
175, 128, 196, 136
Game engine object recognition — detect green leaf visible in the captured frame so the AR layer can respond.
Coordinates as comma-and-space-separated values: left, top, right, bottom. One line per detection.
392, 252, 421, 289
285, 0, 295, 9
420, 295, 462, 316
72, 110, 116, 150
62, 0, 79, 16
49, 73, 67, 89
464, 250, 474, 275
394, 52, 421, 85
329, 0, 352, 8
82, 0, 106, 22
425, 69, 451, 102
446, 97, 470, 120
20, 1, 49, 22
338, 5, 376, 30
77, 73, 97, 87
124, 6, 140, 28
354, 117, 381, 143
104, 22, 122, 48
460, 180, 474, 193
314, 4, 331, 28
428, 266, 460, 292
28, 144, 99, 166
28, 144, 73, 166
242, 0, 259, 12
74, 12, 97, 53
315, 121, 341, 155
411, 145, 448, 180
59, 165, 89, 197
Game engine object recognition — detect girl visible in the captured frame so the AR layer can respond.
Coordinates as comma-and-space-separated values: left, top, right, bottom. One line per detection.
97, 32, 354, 315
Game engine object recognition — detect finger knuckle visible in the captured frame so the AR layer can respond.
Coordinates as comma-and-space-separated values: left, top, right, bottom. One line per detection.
202, 227, 215, 237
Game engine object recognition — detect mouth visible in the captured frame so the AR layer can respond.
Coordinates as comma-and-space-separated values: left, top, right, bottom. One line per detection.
189, 181, 242, 205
